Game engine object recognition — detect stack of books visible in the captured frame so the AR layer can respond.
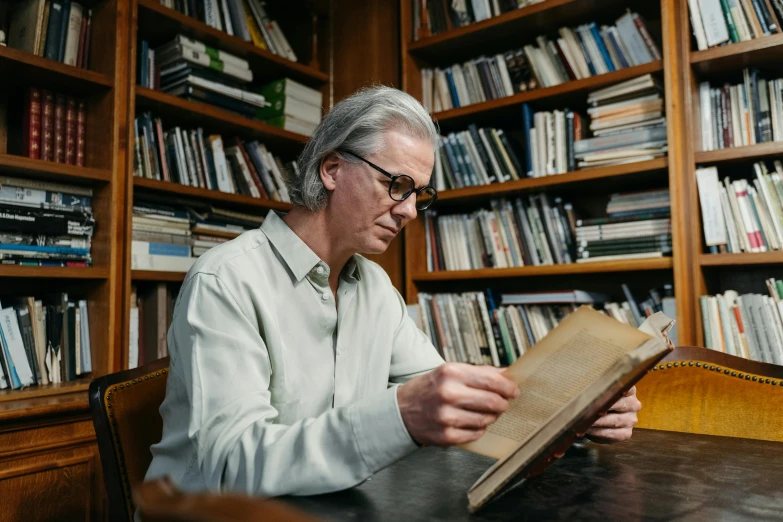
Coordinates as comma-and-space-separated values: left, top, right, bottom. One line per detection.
699, 68, 783, 151
688, 0, 783, 50
255, 78, 323, 136
575, 188, 671, 263
132, 113, 292, 203
131, 202, 195, 272
188, 206, 265, 256
432, 125, 525, 190
411, 0, 545, 39
695, 162, 783, 254
415, 284, 676, 367
0, 293, 91, 389
574, 74, 667, 168
155, 0, 297, 61
700, 281, 783, 364
420, 9, 660, 112
22, 87, 87, 166
7, 0, 92, 68
424, 194, 578, 271
0, 175, 93, 267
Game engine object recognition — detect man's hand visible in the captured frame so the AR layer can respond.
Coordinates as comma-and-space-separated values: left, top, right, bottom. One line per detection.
584, 386, 642, 444
397, 363, 519, 447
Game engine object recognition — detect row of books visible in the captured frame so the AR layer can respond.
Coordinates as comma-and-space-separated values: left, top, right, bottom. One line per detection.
128, 282, 174, 369
699, 68, 783, 151
0, 175, 93, 267
688, 0, 783, 50
130, 201, 264, 272
155, 0, 297, 61
0, 293, 91, 390
23, 87, 87, 166
133, 112, 293, 203
696, 162, 783, 253
420, 9, 659, 112
424, 188, 670, 271
414, 284, 676, 367
411, 0, 544, 39
700, 281, 783, 365
7, 0, 92, 69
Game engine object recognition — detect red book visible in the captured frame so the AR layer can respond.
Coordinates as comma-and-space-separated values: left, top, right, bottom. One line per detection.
76, 11, 88, 68
53, 94, 66, 163
76, 100, 86, 166
41, 90, 55, 161
65, 97, 77, 165
23, 88, 42, 159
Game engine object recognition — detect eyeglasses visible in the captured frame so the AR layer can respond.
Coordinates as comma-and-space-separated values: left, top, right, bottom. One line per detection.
337, 149, 438, 210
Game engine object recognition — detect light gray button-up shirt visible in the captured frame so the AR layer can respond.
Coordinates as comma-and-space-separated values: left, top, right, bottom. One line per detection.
143, 210, 445, 499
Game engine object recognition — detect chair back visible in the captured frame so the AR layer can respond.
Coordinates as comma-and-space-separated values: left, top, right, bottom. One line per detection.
636, 346, 783, 442
89, 357, 170, 522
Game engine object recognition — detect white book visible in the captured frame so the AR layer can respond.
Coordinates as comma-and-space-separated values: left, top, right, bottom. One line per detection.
63, 2, 83, 66
687, 0, 710, 49
209, 136, 235, 193
0, 308, 35, 387
696, 167, 728, 246
79, 300, 91, 373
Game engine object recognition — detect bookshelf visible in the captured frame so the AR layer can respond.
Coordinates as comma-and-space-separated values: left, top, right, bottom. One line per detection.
400, 0, 699, 345
122, 0, 327, 369
680, 0, 783, 348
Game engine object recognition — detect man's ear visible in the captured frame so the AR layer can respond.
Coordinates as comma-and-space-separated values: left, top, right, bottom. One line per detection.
319, 152, 341, 192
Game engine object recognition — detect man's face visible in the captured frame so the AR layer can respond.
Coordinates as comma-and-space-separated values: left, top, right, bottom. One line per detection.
325, 130, 434, 255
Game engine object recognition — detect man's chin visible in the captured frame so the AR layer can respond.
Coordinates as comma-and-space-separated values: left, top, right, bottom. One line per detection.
361, 238, 393, 256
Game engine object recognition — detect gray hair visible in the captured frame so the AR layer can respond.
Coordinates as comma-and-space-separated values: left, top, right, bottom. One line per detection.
287, 85, 439, 211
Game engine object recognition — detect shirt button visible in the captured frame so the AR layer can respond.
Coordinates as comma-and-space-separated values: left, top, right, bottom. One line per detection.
316, 266, 325, 275
322, 293, 329, 300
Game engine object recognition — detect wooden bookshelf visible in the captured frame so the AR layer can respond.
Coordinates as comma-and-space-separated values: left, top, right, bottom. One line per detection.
432, 61, 663, 126
690, 33, 783, 76
0, 45, 114, 93
413, 258, 674, 281
136, 0, 329, 86
135, 87, 308, 151
134, 177, 294, 211
0, 266, 110, 279
0, 380, 91, 403
132, 270, 188, 282
401, 0, 696, 345
700, 252, 783, 267
694, 142, 783, 164
0, 154, 112, 184
436, 158, 668, 203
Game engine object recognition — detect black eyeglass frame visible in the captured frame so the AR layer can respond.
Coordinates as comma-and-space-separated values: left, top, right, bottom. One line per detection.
336, 149, 438, 210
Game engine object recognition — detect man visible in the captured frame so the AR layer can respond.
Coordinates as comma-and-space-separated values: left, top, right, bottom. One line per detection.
143, 86, 641, 500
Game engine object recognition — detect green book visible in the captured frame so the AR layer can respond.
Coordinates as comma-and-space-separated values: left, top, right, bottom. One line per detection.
255, 94, 321, 124
256, 78, 323, 107
719, 0, 740, 43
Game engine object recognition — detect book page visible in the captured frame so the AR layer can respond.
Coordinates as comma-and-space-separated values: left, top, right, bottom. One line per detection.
461, 307, 653, 459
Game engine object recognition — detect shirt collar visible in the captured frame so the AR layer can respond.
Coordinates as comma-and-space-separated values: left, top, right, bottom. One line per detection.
261, 211, 362, 283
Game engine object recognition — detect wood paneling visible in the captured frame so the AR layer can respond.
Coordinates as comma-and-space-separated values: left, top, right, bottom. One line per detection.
331, 0, 406, 293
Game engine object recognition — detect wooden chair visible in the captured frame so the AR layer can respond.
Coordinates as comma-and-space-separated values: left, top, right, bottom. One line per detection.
133, 478, 322, 522
636, 346, 783, 442
89, 357, 170, 522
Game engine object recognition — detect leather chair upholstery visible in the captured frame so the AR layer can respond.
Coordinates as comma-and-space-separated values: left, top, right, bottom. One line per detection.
89, 357, 170, 522
636, 346, 783, 442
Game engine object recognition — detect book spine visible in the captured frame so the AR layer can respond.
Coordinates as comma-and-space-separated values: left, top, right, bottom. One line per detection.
65, 97, 77, 165
23, 88, 42, 160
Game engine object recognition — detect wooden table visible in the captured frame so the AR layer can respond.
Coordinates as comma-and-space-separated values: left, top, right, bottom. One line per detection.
284, 429, 783, 521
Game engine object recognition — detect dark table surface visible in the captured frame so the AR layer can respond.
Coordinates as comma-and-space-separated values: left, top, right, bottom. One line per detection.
284, 429, 783, 522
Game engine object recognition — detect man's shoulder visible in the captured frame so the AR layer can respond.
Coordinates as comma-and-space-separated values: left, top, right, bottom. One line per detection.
185, 229, 270, 281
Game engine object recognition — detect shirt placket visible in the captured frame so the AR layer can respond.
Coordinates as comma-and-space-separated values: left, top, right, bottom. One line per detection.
333, 276, 357, 407
306, 262, 338, 405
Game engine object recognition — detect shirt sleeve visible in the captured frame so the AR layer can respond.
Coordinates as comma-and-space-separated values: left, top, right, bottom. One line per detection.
388, 287, 445, 384
170, 272, 419, 497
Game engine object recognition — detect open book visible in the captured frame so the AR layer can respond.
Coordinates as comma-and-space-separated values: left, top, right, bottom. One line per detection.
463, 306, 674, 513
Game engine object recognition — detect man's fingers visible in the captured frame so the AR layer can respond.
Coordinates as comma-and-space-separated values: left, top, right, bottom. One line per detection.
437, 427, 487, 446
435, 405, 500, 430
606, 394, 642, 414
449, 387, 511, 414
590, 412, 638, 430
447, 364, 519, 399
623, 386, 637, 397
585, 427, 634, 444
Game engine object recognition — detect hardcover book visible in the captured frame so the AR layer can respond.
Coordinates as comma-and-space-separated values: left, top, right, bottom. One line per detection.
463, 306, 673, 512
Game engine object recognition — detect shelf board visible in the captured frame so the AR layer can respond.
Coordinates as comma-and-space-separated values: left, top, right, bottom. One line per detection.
436, 158, 668, 204
407, 0, 642, 64
691, 34, 783, 77
135, 87, 308, 152
0, 266, 109, 279
133, 177, 293, 211
132, 270, 187, 282
0, 154, 111, 184
136, 0, 329, 87
694, 142, 783, 164
0, 380, 90, 403
0, 45, 113, 93
700, 252, 783, 266
412, 258, 673, 281
431, 61, 663, 127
